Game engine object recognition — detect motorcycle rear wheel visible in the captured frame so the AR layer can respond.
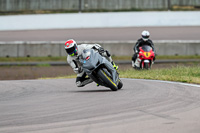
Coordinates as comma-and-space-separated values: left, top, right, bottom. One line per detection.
97, 69, 118, 91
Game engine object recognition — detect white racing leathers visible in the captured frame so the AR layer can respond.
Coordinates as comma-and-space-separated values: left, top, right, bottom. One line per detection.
67, 44, 112, 87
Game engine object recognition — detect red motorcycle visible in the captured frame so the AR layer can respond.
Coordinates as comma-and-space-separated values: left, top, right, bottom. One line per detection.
134, 45, 155, 69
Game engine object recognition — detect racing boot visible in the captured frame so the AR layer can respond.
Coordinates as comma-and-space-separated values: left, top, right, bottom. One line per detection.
111, 61, 118, 70
132, 61, 135, 68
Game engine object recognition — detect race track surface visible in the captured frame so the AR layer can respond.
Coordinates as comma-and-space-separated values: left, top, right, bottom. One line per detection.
0, 78, 200, 133
0, 26, 200, 42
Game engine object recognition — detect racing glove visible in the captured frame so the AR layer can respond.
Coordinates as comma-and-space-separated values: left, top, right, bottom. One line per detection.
97, 47, 105, 54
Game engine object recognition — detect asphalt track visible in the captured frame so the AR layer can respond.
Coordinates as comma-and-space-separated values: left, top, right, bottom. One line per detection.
0, 78, 200, 133
1, 26, 200, 132
0, 26, 200, 42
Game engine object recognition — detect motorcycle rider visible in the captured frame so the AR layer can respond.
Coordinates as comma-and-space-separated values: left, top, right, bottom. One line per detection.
65, 39, 118, 87
132, 30, 156, 67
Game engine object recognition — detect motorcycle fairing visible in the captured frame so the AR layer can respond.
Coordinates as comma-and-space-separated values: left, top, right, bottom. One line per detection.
135, 45, 155, 69
81, 49, 118, 85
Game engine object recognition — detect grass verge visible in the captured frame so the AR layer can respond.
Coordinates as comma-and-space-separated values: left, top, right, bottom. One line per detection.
0, 55, 200, 62
0, 57, 66, 62
119, 66, 200, 84
41, 65, 200, 85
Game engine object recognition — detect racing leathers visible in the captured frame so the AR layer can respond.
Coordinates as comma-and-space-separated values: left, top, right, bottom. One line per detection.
132, 38, 156, 65
67, 43, 115, 87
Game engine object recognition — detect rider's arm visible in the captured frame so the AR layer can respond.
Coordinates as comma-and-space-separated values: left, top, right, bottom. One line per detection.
67, 56, 82, 74
88, 44, 102, 51
86, 43, 112, 62
148, 40, 156, 53
84, 43, 106, 55
80, 43, 103, 53
81, 43, 101, 50
134, 41, 141, 53
91, 44, 111, 57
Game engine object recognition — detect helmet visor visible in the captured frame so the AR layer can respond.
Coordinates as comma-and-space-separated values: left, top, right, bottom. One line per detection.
142, 35, 149, 39
66, 45, 77, 56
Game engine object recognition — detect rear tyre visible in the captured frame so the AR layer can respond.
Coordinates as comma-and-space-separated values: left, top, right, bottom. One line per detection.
97, 69, 118, 91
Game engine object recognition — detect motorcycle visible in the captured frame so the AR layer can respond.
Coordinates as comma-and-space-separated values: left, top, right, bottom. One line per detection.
79, 49, 123, 91
134, 45, 155, 70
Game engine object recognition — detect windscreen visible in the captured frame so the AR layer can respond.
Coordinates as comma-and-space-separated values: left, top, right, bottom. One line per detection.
141, 45, 152, 52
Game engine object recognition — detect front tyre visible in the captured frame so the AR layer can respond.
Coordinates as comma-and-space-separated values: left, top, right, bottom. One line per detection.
144, 62, 149, 69
97, 69, 118, 91
117, 79, 123, 90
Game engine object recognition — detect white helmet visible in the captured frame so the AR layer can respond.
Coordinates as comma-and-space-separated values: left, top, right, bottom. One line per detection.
64, 39, 78, 56
141, 30, 150, 41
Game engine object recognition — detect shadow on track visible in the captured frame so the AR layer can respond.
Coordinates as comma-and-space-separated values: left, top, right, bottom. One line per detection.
69, 89, 113, 93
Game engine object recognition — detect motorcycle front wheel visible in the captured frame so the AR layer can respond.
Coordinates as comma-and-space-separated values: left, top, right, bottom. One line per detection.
118, 79, 123, 90
97, 69, 118, 91
144, 62, 149, 69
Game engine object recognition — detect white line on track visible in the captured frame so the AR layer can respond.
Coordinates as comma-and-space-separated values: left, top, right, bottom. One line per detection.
123, 78, 200, 88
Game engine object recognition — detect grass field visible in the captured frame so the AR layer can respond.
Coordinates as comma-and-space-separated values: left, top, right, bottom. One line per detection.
119, 66, 200, 84
0, 55, 200, 62
41, 65, 200, 85
1, 56, 199, 84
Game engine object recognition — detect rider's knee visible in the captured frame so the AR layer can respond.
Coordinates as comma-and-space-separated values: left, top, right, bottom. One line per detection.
132, 56, 135, 61
76, 77, 84, 87
132, 54, 137, 61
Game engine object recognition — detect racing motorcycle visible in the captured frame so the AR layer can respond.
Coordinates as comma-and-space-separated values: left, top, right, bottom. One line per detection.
79, 49, 123, 91
134, 45, 155, 70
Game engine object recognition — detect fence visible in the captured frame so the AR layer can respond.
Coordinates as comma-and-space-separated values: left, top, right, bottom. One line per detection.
1, 0, 200, 12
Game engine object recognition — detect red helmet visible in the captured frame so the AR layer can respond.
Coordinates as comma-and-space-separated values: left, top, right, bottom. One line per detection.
64, 39, 78, 56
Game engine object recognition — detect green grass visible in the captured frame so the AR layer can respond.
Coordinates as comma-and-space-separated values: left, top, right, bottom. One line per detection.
155, 55, 200, 60
41, 65, 200, 85
0, 57, 67, 62
40, 74, 76, 79
36, 63, 51, 67
112, 55, 200, 60
0, 55, 200, 62
1, 56, 200, 84
119, 66, 200, 84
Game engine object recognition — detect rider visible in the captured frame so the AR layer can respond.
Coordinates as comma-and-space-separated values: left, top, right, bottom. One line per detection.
132, 30, 156, 67
64, 39, 118, 87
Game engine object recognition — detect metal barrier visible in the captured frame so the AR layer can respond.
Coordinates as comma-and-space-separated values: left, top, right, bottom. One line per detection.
0, 41, 200, 57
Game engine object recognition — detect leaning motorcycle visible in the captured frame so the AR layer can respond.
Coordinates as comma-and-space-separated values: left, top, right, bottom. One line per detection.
79, 49, 123, 91
134, 45, 155, 70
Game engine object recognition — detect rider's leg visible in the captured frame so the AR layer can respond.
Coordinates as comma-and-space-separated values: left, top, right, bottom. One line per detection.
76, 71, 93, 87
152, 53, 156, 64
132, 54, 137, 67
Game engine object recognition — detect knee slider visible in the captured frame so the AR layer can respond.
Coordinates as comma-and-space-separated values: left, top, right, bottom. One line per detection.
76, 81, 84, 87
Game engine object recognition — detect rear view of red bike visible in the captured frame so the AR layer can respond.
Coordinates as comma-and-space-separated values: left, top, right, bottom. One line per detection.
134, 45, 155, 70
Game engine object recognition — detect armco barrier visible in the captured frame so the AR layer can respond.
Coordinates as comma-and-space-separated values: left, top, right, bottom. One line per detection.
0, 41, 200, 57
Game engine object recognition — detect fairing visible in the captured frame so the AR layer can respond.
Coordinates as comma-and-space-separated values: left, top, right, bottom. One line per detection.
80, 49, 118, 85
